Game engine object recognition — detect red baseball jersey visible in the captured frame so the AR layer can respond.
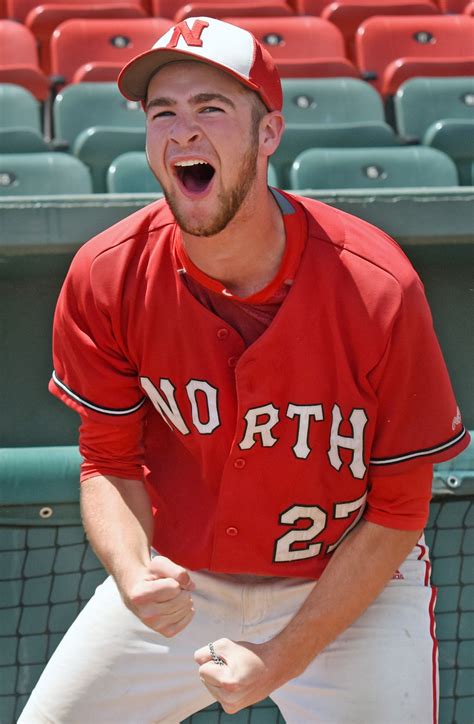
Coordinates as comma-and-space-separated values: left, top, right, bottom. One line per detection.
49, 190, 469, 578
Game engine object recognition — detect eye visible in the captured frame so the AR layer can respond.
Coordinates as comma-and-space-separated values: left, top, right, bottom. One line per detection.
200, 106, 224, 114
151, 110, 175, 119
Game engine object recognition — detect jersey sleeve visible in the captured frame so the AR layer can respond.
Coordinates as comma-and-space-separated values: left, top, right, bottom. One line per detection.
79, 416, 145, 483
368, 272, 469, 475
48, 247, 148, 425
364, 463, 433, 530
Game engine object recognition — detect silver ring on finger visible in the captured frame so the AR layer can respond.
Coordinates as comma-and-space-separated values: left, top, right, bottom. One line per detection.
208, 641, 225, 665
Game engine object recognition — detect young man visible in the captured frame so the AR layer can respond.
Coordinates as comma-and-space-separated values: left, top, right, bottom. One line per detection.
20, 17, 469, 724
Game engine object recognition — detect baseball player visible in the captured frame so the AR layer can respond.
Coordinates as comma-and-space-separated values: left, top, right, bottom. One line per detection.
19, 17, 469, 724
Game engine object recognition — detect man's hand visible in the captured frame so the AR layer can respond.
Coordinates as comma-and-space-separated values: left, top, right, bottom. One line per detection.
120, 555, 195, 637
194, 638, 289, 714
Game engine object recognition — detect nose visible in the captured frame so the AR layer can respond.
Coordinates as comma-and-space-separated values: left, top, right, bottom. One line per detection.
170, 115, 201, 146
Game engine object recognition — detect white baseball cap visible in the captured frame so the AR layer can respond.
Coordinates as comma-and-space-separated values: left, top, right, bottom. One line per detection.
118, 16, 283, 112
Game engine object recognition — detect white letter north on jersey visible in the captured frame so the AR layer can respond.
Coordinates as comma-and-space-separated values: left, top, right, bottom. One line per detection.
327, 404, 368, 479
239, 404, 279, 450
287, 404, 324, 459
185, 380, 220, 434
140, 377, 190, 435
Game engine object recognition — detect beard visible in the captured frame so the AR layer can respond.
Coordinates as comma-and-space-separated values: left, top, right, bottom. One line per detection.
161, 141, 259, 238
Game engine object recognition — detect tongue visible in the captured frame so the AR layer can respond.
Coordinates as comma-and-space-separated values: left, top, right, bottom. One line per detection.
183, 165, 213, 193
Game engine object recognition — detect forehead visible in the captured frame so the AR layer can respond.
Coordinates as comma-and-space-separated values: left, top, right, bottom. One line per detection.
147, 60, 249, 102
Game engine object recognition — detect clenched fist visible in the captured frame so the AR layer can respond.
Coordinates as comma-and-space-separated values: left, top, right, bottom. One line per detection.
120, 555, 196, 637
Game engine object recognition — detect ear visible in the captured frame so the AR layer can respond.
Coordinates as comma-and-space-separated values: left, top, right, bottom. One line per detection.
259, 111, 285, 159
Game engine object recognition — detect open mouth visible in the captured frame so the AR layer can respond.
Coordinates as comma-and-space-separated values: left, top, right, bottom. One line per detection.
174, 160, 215, 195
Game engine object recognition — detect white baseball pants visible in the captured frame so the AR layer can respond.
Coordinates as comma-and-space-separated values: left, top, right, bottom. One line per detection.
18, 541, 438, 724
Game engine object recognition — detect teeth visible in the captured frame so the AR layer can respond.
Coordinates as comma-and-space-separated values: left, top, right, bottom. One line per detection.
174, 160, 209, 167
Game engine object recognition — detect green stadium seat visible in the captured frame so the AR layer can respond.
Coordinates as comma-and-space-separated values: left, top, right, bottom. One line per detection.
271, 123, 399, 188
394, 76, 474, 141
0, 153, 92, 195
0, 84, 48, 152
281, 77, 387, 125
289, 146, 459, 189
267, 162, 278, 187
423, 119, 474, 185
107, 151, 162, 194
53, 82, 146, 192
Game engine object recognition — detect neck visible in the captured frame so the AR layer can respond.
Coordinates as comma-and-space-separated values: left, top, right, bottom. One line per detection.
181, 186, 286, 298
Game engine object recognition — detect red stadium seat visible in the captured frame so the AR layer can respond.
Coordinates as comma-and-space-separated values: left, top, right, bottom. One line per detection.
355, 15, 474, 95
224, 16, 358, 78
50, 18, 172, 85
151, 0, 291, 17
437, 0, 470, 11
321, 1, 439, 59
0, 19, 49, 100
174, 1, 293, 22
7, 0, 145, 21
7, 0, 147, 72
292, 0, 336, 13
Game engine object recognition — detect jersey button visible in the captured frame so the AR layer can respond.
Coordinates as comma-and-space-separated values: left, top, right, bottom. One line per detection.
234, 458, 246, 469
228, 355, 238, 368
217, 328, 229, 340
226, 526, 239, 536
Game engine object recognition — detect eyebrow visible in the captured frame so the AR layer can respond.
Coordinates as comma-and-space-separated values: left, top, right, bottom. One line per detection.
146, 92, 236, 113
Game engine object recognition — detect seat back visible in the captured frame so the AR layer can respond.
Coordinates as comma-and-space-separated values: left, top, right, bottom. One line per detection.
0, 83, 42, 131
424, 118, 474, 184
224, 15, 347, 59
321, 0, 439, 58
0, 83, 47, 151
50, 17, 172, 84
107, 151, 162, 193
394, 76, 474, 139
289, 146, 458, 189
0, 153, 93, 195
0, 20, 50, 98
355, 15, 474, 92
282, 77, 385, 124
174, 1, 293, 21
53, 82, 145, 148
0, 18, 40, 67
272, 122, 398, 186
6, 0, 143, 22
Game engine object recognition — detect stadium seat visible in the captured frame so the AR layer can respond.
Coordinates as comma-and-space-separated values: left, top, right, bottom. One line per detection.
272, 122, 398, 187
150, 0, 291, 16
394, 76, 474, 140
321, 0, 439, 59
0, 84, 48, 152
173, 1, 293, 21
281, 77, 387, 125
355, 15, 474, 95
53, 82, 146, 191
0, 20, 50, 100
50, 18, 172, 86
223, 16, 358, 78
0, 153, 93, 195
6, 0, 148, 73
437, 0, 470, 11
107, 151, 162, 193
289, 146, 459, 189
424, 119, 474, 184
292, 0, 337, 12
272, 79, 398, 186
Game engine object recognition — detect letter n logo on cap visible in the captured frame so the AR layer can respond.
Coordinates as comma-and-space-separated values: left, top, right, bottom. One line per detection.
167, 19, 209, 49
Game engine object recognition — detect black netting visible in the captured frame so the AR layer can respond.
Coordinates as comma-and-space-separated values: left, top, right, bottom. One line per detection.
1, 497, 472, 724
